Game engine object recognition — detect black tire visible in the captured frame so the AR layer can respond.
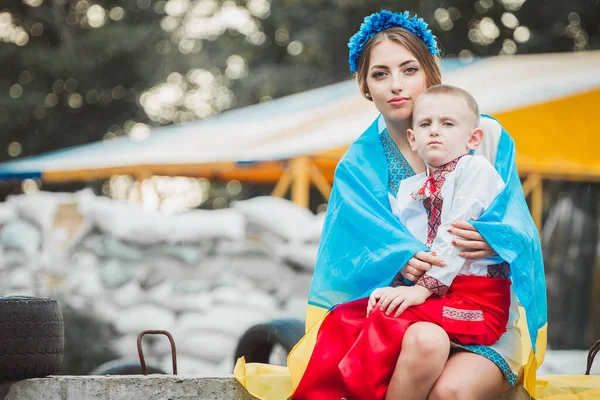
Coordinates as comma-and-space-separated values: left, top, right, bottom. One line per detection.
234, 318, 305, 365
0, 296, 64, 380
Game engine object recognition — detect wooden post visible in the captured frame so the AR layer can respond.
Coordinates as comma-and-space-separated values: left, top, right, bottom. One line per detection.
521, 174, 543, 238
309, 164, 332, 201
271, 167, 293, 198
135, 171, 152, 204
291, 157, 310, 208
531, 176, 543, 238
521, 174, 538, 197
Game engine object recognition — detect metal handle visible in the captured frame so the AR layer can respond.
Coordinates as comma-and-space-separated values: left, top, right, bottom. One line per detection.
137, 330, 178, 375
585, 339, 600, 375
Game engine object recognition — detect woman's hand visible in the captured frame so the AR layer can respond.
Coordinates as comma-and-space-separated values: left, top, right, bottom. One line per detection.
401, 251, 446, 282
449, 221, 497, 259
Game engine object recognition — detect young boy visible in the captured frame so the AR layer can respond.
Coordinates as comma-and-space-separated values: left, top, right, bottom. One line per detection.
366, 84, 511, 337
334, 85, 515, 399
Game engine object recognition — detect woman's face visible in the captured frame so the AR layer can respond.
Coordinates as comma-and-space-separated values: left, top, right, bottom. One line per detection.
366, 40, 428, 123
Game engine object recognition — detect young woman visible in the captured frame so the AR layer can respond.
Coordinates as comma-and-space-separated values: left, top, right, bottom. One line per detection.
234, 10, 546, 400
292, 11, 545, 400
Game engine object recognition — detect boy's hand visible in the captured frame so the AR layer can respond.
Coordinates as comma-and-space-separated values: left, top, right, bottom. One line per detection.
374, 285, 433, 317
367, 287, 386, 316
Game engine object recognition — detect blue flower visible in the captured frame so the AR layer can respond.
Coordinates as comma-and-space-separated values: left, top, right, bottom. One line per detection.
348, 10, 439, 73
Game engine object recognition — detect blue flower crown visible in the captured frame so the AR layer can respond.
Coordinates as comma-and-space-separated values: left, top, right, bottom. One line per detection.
348, 10, 439, 73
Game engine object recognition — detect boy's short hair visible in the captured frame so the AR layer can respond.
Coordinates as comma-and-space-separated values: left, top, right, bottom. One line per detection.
414, 84, 480, 127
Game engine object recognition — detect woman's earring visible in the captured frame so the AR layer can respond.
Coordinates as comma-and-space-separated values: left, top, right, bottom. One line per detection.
365, 93, 371, 98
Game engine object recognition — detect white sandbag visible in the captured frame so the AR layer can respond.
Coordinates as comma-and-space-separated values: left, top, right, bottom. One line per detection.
209, 285, 245, 305
112, 282, 146, 309
6, 191, 92, 251
216, 356, 235, 374
231, 196, 316, 243
281, 297, 309, 319
61, 266, 105, 297
112, 334, 142, 358
211, 239, 255, 256
5, 268, 36, 293
0, 203, 17, 225
159, 354, 216, 375
0, 220, 41, 256
222, 255, 296, 299
175, 332, 237, 364
59, 293, 91, 311
176, 306, 269, 337
0, 249, 28, 271
145, 244, 205, 265
113, 303, 176, 334
90, 236, 144, 261
245, 222, 288, 250
211, 286, 279, 312
134, 258, 187, 290
279, 242, 320, 271
69, 250, 99, 270
169, 210, 245, 243
6, 191, 68, 231
300, 212, 326, 244
91, 298, 122, 324
100, 260, 136, 289
79, 195, 245, 245
146, 282, 213, 313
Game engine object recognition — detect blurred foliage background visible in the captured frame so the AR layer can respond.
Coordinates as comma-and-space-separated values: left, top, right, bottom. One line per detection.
0, 0, 598, 162
0, 0, 598, 351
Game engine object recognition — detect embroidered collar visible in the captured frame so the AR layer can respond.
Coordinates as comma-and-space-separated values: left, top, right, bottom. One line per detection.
411, 155, 467, 201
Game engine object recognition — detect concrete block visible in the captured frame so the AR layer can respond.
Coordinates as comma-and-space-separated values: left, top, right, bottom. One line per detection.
0, 375, 257, 400
0, 374, 529, 400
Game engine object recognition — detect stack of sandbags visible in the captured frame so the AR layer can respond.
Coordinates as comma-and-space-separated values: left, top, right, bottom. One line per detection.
78, 194, 245, 245
0, 201, 36, 295
0, 191, 319, 374
231, 196, 324, 271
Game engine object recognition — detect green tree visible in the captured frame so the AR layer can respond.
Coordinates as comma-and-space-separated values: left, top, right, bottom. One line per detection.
0, 0, 598, 163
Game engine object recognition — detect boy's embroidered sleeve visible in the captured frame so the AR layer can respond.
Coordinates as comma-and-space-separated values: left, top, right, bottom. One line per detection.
416, 157, 505, 295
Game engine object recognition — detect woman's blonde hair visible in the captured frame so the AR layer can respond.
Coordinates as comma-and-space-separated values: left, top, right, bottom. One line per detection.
355, 27, 442, 101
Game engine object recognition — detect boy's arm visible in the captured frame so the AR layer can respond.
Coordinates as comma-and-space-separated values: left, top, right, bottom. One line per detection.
416, 156, 506, 296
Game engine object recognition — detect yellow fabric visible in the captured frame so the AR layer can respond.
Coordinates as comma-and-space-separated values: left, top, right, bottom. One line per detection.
517, 305, 548, 396
233, 357, 293, 400
289, 315, 324, 390
233, 309, 327, 400
305, 303, 328, 332
236, 305, 598, 400
535, 375, 600, 399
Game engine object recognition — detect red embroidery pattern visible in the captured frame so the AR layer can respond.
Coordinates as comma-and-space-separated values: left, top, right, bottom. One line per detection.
420, 157, 463, 247
416, 273, 449, 296
488, 262, 511, 279
442, 306, 484, 321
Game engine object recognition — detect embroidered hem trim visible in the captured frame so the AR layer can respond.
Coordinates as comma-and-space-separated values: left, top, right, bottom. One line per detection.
442, 306, 484, 321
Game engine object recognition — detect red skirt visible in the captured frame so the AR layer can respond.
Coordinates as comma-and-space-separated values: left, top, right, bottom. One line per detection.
293, 276, 511, 400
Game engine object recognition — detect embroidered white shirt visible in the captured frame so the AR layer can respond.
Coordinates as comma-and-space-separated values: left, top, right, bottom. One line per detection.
392, 155, 506, 290
383, 116, 523, 378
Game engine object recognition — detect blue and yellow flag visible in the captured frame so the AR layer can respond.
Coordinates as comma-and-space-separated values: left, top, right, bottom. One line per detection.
236, 115, 550, 399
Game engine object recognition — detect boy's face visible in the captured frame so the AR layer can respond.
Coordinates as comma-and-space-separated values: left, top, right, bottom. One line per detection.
408, 93, 482, 168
